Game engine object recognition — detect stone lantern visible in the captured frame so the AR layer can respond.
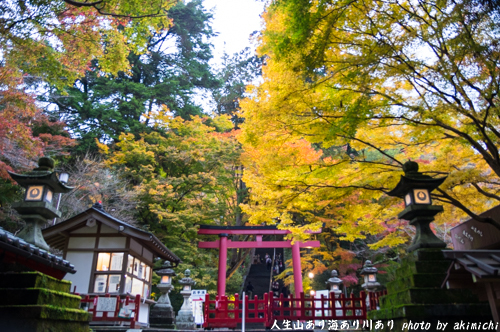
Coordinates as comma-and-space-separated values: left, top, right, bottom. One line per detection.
176, 269, 196, 330
150, 261, 176, 328
326, 270, 343, 297
360, 260, 380, 292
387, 161, 447, 252
326, 270, 343, 316
8, 157, 72, 250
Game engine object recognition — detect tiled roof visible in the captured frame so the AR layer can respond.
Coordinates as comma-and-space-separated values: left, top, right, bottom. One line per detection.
0, 227, 75, 274
43, 204, 181, 264
90, 204, 180, 263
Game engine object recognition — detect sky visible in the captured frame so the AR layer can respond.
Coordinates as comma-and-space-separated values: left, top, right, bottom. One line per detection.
203, 0, 266, 65
191, 0, 266, 112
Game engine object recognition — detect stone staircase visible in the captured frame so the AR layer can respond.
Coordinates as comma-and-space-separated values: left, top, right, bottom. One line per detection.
0, 271, 90, 332
240, 247, 285, 330
244, 247, 284, 299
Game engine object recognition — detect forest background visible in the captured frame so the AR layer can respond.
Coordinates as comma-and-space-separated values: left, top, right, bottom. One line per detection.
1, 0, 499, 306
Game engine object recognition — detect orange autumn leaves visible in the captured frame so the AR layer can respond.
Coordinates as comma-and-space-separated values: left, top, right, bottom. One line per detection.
0, 0, 176, 176
0, 66, 75, 178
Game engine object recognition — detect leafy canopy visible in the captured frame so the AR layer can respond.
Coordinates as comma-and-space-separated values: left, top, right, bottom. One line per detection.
0, 0, 173, 213
1, 0, 176, 87
100, 113, 242, 291
239, 0, 500, 249
44, 0, 218, 153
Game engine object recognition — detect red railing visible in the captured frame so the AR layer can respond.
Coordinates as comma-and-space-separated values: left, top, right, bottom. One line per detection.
267, 291, 367, 327
368, 290, 387, 310
80, 294, 141, 328
244, 293, 269, 325
203, 293, 269, 329
204, 291, 370, 329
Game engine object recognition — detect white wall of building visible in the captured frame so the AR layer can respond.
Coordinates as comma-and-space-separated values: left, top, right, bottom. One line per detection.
98, 237, 126, 248
68, 237, 95, 249
65, 251, 94, 294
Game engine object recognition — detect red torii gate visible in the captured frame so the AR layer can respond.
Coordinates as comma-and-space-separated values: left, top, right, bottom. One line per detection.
197, 225, 321, 297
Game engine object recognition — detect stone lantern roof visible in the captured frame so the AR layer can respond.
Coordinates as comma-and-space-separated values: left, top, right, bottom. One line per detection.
155, 261, 176, 276
387, 161, 447, 198
7, 157, 73, 193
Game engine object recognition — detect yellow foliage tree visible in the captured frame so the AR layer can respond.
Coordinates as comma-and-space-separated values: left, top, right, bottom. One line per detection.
238, 0, 500, 254
100, 113, 246, 292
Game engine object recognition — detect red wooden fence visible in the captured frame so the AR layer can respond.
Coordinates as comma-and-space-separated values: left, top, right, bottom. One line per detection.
267, 291, 367, 327
80, 293, 141, 328
203, 293, 269, 328
203, 291, 380, 329
368, 290, 387, 310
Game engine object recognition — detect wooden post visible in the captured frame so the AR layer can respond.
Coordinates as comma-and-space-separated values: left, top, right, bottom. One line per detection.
291, 242, 303, 298
360, 291, 367, 320
485, 283, 500, 324
217, 234, 228, 297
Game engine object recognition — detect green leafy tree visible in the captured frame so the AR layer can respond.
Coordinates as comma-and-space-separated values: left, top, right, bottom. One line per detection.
0, 0, 174, 229
211, 48, 263, 128
44, 0, 219, 153
1, 0, 175, 88
100, 114, 243, 291
208, 48, 263, 275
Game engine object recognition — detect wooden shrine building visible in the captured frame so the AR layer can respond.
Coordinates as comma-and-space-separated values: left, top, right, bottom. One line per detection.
42, 202, 181, 326
443, 205, 500, 323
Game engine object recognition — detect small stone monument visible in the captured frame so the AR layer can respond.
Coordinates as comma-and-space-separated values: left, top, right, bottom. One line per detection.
326, 270, 343, 316
326, 269, 343, 296
360, 260, 380, 310
175, 269, 196, 330
360, 260, 380, 292
150, 261, 176, 328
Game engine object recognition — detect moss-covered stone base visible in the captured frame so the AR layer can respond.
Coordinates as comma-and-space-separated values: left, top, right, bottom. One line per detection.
0, 288, 82, 307
372, 303, 491, 320
0, 304, 90, 321
0, 317, 90, 332
0, 271, 72, 292
368, 249, 493, 331
0, 271, 90, 332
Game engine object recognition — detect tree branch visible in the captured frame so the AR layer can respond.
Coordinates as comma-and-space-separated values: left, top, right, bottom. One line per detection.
434, 188, 500, 230
471, 183, 500, 201
63, 0, 171, 19
226, 248, 252, 280
63, 0, 103, 7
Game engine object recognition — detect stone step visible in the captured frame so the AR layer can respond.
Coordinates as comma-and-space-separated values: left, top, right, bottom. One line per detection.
395, 259, 451, 278
380, 288, 481, 308
0, 288, 82, 308
0, 271, 71, 293
245, 246, 283, 299
0, 304, 90, 322
386, 273, 447, 293
0, 319, 91, 332
410, 249, 448, 261
369, 302, 492, 320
